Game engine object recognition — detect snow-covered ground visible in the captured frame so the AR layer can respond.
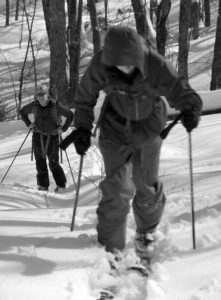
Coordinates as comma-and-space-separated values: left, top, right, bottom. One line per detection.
1, 0, 221, 299
0, 112, 221, 300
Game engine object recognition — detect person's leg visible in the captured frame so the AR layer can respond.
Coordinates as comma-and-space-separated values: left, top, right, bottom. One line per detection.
33, 133, 49, 189
97, 138, 134, 252
48, 135, 66, 188
132, 136, 166, 234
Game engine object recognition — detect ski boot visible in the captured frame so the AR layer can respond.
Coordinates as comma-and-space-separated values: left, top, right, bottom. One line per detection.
135, 231, 156, 267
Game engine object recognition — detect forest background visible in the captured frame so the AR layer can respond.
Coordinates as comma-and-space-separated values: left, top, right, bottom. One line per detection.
0, 0, 221, 123
1, 2, 221, 300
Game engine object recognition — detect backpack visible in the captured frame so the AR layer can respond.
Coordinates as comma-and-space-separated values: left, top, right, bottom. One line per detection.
32, 101, 61, 135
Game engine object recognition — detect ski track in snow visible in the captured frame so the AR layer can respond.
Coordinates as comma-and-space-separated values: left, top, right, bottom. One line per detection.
1, 0, 221, 298
0, 182, 221, 300
1, 120, 221, 299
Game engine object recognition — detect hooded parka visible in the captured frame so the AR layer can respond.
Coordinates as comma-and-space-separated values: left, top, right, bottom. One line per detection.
74, 27, 202, 252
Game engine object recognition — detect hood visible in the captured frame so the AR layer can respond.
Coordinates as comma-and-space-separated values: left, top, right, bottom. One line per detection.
101, 26, 145, 74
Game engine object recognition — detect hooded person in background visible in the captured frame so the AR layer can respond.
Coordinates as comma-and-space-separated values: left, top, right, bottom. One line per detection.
20, 84, 74, 192
70, 26, 202, 261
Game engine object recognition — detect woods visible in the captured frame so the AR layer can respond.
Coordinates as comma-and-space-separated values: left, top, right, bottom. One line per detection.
0, 0, 220, 120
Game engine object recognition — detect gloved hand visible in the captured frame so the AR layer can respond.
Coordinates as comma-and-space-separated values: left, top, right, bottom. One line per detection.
29, 123, 35, 131
181, 108, 200, 132
57, 127, 63, 136
74, 128, 91, 155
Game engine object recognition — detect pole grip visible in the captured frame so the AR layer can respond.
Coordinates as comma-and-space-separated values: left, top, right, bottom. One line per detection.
59, 134, 63, 163
59, 130, 77, 150
160, 113, 182, 140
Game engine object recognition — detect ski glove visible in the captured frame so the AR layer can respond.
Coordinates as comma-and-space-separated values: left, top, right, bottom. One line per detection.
29, 123, 35, 131
74, 128, 91, 155
57, 127, 63, 136
181, 108, 200, 132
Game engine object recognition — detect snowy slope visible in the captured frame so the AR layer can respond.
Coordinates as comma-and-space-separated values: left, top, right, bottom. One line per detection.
0, 113, 221, 300
1, 0, 221, 299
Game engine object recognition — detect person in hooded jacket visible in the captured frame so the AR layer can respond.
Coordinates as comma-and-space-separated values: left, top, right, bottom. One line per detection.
72, 26, 202, 258
20, 84, 74, 192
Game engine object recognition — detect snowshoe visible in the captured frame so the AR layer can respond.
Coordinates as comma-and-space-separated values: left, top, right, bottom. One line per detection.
54, 186, 66, 193
97, 288, 115, 300
37, 186, 48, 191
95, 250, 150, 300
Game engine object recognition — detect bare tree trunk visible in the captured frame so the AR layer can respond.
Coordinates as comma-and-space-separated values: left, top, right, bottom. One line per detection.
156, 0, 171, 56
131, 0, 156, 48
42, 0, 67, 103
67, 0, 83, 108
150, 0, 157, 23
204, 0, 210, 27
66, 0, 77, 106
210, 0, 221, 90
178, 0, 192, 79
15, 0, 20, 21
104, 0, 108, 31
190, 1, 199, 40
0, 49, 18, 118
6, 0, 10, 26
18, 0, 37, 117
17, 0, 37, 116
19, 8, 25, 48
23, 0, 37, 85
87, 0, 101, 54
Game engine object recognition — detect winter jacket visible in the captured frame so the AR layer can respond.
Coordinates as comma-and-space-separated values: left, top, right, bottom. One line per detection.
74, 27, 202, 143
20, 100, 74, 135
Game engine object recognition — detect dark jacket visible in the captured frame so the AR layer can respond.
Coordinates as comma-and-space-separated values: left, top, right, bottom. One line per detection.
20, 100, 74, 135
74, 27, 202, 144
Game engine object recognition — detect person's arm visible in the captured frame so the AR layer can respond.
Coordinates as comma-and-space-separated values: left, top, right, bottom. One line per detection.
73, 51, 106, 131
57, 104, 74, 132
20, 102, 35, 128
148, 49, 202, 114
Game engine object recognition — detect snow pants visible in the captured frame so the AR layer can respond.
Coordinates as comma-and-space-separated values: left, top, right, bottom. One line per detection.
96, 136, 166, 252
32, 133, 66, 189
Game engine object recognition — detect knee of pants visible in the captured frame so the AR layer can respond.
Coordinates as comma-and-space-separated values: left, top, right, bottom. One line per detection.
153, 181, 166, 208
132, 180, 166, 231
135, 181, 164, 205
99, 170, 134, 199
48, 158, 59, 170
132, 180, 166, 221
97, 181, 132, 222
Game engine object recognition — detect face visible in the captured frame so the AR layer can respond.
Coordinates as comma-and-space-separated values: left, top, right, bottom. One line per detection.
36, 92, 50, 107
116, 65, 135, 74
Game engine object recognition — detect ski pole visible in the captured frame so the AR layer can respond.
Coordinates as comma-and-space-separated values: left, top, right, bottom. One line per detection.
59, 134, 63, 163
59, 135, 77, 189
1, 129, 31, 184
70, 155, 84, 231
188, 132, 196, 249
31, 139, 34, 161
64, 149, 77, 190
160, 113, 182, 140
